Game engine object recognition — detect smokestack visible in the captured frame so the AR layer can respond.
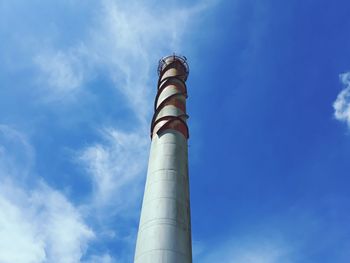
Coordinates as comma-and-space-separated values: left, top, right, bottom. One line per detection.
134, 55, 192, 262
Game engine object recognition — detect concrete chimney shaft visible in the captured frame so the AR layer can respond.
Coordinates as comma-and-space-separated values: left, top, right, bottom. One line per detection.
134, 55, 192, 263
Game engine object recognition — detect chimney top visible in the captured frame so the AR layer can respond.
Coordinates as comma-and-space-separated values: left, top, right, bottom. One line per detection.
158, 54, 189, 80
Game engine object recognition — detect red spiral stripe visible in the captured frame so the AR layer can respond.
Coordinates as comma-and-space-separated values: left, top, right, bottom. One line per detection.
151, 55, 189, 139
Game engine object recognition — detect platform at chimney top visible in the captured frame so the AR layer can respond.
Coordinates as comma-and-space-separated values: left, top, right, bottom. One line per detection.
158, 54, 189, 80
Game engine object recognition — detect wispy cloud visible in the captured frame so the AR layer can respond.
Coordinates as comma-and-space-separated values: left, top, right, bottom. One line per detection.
33, 0, 211, 114
0, 125, 95, 263
88, 0, 209, 119
34, 48, 88, 101
0, 180, 95, 263
333, 72, 350, 129
78, 128, 148, 211
0, 124, 34, 180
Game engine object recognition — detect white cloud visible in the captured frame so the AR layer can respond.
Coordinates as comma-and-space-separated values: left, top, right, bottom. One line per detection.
0, 124, 34, 179
88, 0, 204, 118
0, 185, 46, 263
34, 47, 89, 101
333, 71, 350, 128
33, 0, 211, 115
0, 125, 95, 263
0, 180, 95, 263
78, 128, 148, 212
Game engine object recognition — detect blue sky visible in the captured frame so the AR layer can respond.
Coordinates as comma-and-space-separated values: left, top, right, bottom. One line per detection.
1, 0, 350, 262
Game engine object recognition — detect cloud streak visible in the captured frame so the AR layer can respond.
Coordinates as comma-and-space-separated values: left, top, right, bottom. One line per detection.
33, 0, 210, 114
78, 128, 148, 211
0, 180, 95, 263
34, 48, 87, 101
334, 72, 350, 129
0, 125, 94, 263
